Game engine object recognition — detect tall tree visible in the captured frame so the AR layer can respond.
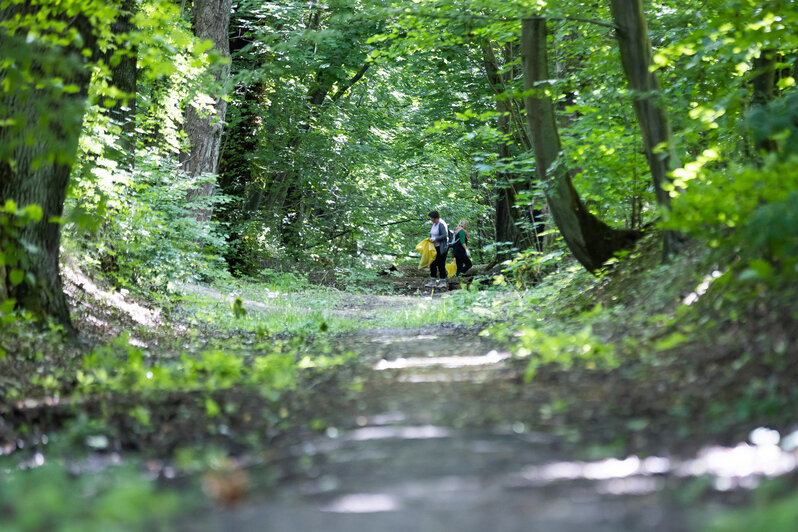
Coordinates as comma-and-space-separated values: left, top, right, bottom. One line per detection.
750, 48, 778, 153
104, 0, 139, 170
224, 1, 376, 248
0, 2, 117, 329
481, 43, 539, 255
608, 0, 680, 257
180, 0, 233, 222
522, 17, 639, 272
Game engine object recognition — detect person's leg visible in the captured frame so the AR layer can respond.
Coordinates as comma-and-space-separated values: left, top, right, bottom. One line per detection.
454, 252, 465, 275
427, 247, 441, 287
462, 254, 472, 273
438, 250, 448, 280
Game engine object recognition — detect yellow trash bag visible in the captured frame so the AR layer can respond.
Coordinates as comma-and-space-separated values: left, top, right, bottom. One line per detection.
446, 261, 457, 277
416, 238, 437, 269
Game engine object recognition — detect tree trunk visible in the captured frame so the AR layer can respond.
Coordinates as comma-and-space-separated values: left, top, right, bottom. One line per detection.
180, 0, 232, 222
751, 48, 779, 153
105, 0, 138, 170
608, 0, 680, 257
481, 44, 535, 255
0, 7, 101, 330
521, 18, 639, 272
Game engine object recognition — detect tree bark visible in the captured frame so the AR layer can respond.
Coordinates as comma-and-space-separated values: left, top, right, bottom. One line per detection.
751, 48, 778, 153
105, 0, 138, 170
481, 43, 539, 255
180, 0, 233, 222
521, 18, 639, 272
608, 0, 680, 257
0, 6, 102, 329
482, 44, 523, 253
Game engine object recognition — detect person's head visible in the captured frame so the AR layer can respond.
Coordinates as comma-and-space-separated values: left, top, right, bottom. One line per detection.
428, 211, 440, 222
458, 219, 468, 229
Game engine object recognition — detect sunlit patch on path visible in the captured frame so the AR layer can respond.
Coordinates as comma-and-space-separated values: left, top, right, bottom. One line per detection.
179, 319, 798, 532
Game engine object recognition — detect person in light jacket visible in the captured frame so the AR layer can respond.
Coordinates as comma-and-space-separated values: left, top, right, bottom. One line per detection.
425, 210, 449, 288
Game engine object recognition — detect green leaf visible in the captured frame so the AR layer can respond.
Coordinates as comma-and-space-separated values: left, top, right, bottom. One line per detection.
205, 398, 220, 417
9, 269, 25, 286
24, 204, 43, 221
655, 331, 688, 351
0, 299, 15, 313
740, 259, 774, 281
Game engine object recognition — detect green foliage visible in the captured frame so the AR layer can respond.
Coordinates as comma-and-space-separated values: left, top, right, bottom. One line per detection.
259, 268, 311, 291
0, 200, 42, 294
666, 157, 798, 280
0, 201, 43, 354
0, 461, 181, 532
54, 0, 233, 292
515, 324, 618, 380
705, 480, 798, 532
334, 267, 394, 294
75, 333, 297, 398
653, 0, 798, 283
66, 157, 233, 291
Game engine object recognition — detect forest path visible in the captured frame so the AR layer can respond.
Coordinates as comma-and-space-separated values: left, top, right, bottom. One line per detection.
184, 317, 701, 532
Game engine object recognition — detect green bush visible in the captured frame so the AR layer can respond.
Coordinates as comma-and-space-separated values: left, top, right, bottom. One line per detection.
0, 462, 181, 532
67, 156, 232, 292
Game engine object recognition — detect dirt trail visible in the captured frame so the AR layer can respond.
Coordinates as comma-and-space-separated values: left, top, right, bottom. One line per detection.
184, 322, 700, 532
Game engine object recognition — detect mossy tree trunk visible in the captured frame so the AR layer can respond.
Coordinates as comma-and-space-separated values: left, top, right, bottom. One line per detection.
521, 18, 639, 272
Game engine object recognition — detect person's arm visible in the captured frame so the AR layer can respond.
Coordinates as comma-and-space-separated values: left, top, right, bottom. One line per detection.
432, 224, 446, 243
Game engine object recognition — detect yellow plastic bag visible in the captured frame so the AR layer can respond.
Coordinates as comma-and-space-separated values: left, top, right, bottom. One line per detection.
446, 261, 457, 277
416, 238, 437, 269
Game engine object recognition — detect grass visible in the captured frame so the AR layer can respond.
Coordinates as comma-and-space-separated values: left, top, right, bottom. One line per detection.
169, 276, 522, 336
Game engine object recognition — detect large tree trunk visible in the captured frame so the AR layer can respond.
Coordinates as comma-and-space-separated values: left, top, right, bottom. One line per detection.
0, 7, 102, 329
608, 0, 680, 257
180, 0, 233, 222
521, 18, 639, 272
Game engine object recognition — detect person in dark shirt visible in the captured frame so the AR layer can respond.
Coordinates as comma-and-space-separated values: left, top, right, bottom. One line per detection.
451, 218, 472, 276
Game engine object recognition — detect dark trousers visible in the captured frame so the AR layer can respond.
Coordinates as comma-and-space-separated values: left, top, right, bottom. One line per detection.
430, 246, 448, 279
453, 248, 472, 275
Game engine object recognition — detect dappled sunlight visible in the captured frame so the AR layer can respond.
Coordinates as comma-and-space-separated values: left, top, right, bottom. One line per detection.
64, 263, 161, 327
512, 426, 798, 494
682, 269, 724, 306
321, 493, 401, 514
678, 441, 797, 490
374, 349, 510, 370
341, 425, 453, 442
515, 455, 671, 485
370, 334, 440, 345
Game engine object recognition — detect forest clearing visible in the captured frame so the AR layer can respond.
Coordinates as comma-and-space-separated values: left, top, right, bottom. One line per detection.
2, 0, 798, 530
